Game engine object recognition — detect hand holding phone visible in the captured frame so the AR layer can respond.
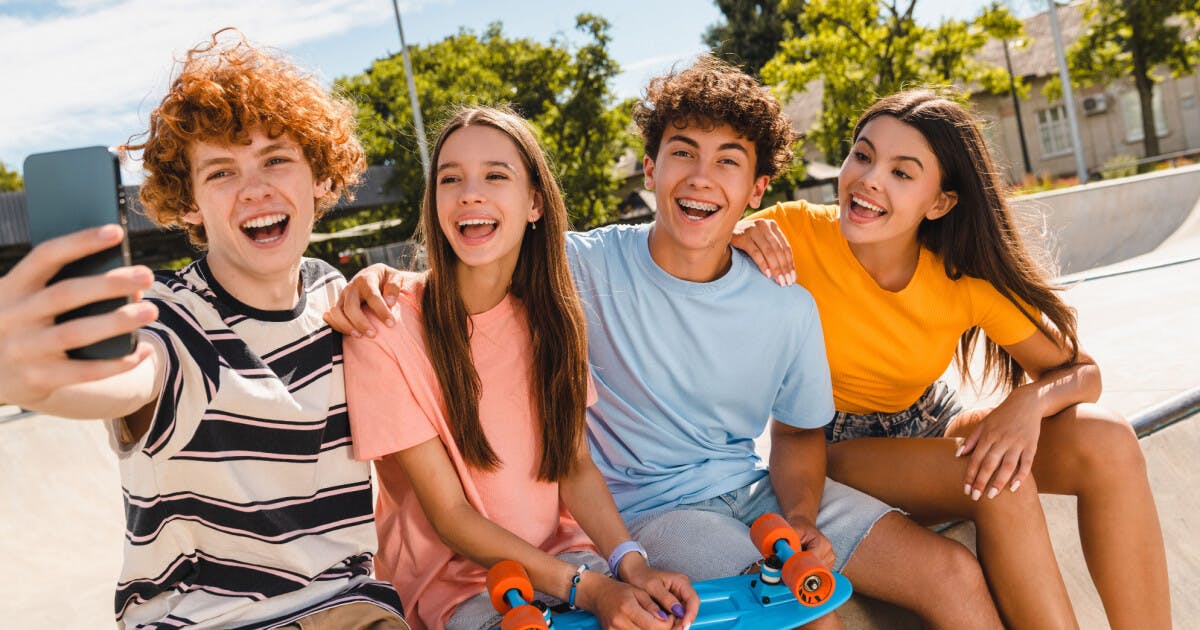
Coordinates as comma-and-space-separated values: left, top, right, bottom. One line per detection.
0, 226, 156, 409
23, 146, 135, 359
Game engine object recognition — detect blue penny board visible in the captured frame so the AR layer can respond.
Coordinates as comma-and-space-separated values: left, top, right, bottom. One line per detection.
501, 571, 852, 630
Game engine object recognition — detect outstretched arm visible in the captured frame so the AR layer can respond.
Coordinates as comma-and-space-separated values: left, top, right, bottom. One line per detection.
391, 438, 682, 629
958, 331, 1101, 500
768, 420, 835, 568
0, 226, 160, 424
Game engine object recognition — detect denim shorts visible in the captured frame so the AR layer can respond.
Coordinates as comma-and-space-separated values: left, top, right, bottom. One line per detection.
625, 476, 895, 578
825, 381, 964, 443
446, 550, 609, 630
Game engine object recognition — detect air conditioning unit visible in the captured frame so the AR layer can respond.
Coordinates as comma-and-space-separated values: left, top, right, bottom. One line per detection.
1082, 94, 1108, 115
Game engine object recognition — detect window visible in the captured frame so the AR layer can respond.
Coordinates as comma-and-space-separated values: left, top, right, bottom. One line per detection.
1120, 87, 1168, 142
1036, 105, 1073, 155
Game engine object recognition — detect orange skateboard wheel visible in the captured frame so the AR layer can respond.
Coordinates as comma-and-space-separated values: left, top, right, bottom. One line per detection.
500, 603, 548, 630
782, 551, 835, 606
488, 560, 535, 613
750, 513, 801, 558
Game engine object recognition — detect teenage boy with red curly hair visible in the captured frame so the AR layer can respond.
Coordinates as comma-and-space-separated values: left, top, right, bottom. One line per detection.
0, 31, 406, 629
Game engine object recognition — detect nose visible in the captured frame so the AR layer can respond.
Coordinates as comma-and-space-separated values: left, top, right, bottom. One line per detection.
685, 161, 716, 189
457, 179, 485, 205
239, 171, 274, 202
861, 163, 883, 191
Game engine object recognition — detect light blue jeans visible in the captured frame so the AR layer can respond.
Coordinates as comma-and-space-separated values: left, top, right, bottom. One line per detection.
626, 476, 894, 579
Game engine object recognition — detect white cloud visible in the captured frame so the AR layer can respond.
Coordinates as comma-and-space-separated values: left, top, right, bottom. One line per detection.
0, 0, 436, 166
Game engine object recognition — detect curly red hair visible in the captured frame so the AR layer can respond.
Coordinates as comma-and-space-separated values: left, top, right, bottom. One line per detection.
123, 28, 364, 247
634, 55, 794, 178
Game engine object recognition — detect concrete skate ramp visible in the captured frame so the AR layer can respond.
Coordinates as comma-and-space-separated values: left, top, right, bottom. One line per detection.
1013, 163, 1200, 276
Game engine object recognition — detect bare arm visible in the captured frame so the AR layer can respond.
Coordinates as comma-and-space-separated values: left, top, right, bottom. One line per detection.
323, 264, 423, 338
558, 447, 699, 625
391, 438, 676, 629
960, 330, 1102, 499
768, 420, 835, 567
731, 219, 796, 286
0, 226, 160, 422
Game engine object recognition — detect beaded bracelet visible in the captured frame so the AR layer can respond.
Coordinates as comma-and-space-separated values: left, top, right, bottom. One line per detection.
567, 563, 589, 609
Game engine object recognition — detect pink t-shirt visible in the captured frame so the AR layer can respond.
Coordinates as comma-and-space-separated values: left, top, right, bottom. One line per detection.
344, 282, 596, 630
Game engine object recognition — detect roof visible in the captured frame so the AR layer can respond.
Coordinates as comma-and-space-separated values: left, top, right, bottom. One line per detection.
976, 1, 1089, 81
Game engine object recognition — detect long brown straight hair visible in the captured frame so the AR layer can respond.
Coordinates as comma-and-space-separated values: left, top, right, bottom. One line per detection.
852, 89, 1080, 391
419, 106, 589, 481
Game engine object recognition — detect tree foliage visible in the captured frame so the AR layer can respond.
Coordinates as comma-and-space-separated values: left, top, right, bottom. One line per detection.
1057, 0, 1200, 158
762, 0, 1023, 161
0, 161, 21, 192
335, 15, 632, 231
704, 0, 805, 77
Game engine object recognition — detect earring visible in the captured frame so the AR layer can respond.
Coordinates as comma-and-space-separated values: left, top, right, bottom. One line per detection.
529, 221, 537, 231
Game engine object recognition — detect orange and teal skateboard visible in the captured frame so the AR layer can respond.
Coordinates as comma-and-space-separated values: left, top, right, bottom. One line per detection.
487, 513, 853, 629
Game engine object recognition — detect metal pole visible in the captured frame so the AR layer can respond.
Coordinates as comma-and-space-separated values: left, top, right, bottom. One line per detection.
1002, 39, 1033, 175
391, 0, 430, 176
1046, 0, 1088, 183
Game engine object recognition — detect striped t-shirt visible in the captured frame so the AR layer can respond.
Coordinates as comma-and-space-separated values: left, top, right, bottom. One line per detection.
110, 257, 403, 629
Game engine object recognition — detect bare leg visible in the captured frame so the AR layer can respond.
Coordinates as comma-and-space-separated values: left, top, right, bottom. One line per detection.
949, 404, 1171, 630
828, 437, 1077, 630
837, 510, 1003, 630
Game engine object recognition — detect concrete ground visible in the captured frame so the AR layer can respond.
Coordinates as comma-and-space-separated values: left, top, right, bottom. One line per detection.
2, 231, 1197, 628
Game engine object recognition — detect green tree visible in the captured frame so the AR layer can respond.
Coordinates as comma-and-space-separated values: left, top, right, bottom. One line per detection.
704, 0, 805, 77
1058, 0, 1200, 158
762, 0, 1023, 161
336, 16, 632, 231
0, 161, 21, 192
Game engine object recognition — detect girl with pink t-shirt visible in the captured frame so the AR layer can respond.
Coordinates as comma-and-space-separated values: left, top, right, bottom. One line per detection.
343, 107, 698, 630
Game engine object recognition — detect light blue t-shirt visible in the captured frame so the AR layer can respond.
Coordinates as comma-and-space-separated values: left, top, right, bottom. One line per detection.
566, 224, 835, 520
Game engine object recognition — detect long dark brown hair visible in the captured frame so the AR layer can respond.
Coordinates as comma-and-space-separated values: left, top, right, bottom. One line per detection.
852, 88, 1079, 390
419, 106, 589, 481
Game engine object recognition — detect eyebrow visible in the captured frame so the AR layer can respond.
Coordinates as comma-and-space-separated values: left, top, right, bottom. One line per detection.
857, 136, 924, 170
436, 160, 517, 173
664, 134, 751, 156
193, 142, 296, 172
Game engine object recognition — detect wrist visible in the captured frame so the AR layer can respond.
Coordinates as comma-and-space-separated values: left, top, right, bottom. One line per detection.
607, 540, 648, 579
566, 563, 590, 610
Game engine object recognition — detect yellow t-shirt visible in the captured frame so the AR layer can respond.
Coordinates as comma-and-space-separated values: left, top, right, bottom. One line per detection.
749, 200, 1038, 414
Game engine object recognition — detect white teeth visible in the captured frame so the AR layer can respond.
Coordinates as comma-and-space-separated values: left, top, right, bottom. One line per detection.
457, 218, 497, 227
854, 197, 886, 214
678, 198, 719, 213
240, 213, 287, 229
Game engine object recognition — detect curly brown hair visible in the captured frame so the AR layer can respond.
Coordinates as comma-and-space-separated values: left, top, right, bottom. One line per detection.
122, 28, 365, 248
633, 54, 794, 178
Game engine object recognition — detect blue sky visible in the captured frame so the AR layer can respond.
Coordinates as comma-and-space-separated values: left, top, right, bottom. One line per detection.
0, 0, 1031, 176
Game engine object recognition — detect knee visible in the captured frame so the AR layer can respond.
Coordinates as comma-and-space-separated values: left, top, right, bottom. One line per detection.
1054, 404, 1146, 478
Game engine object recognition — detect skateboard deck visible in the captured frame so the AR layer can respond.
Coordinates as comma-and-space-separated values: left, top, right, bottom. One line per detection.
500, 570, 852, 629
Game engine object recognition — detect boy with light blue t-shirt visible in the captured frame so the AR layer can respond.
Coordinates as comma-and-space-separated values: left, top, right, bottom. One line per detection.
329, 57, 1002, 629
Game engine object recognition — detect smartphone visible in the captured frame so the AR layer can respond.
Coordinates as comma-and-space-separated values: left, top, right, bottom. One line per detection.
23, 146, 135, 359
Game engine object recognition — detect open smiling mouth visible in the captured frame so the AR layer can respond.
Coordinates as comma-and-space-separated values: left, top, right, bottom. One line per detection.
677, 198, 720, 221
457, 218, 498, 239
241, 213, 290, 244
850, 196, 887, 218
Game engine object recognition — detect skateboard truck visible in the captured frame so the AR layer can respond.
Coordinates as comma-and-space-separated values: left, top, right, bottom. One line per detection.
488, 560, 553, 629
749, 513, 836, 606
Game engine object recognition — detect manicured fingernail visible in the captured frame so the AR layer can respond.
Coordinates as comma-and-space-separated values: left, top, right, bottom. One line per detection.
385, 318, 395, 327
365, 329, 376, 338
351, 330, 361, 338
954, 445, 965, 457
986, 487, 999, 500
964, 484, 971, 496
656, 609, 668, 620
386, 296, 396, 306
789, 271, 796, 285
1010, 480, 1022, 492
776, 275, 785, 286
672, 604, 685, 617
971, 488, 981, 501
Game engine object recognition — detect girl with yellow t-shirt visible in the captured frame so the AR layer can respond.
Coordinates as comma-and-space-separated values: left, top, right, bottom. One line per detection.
735, 89, 1168, 630
342, 108, 698, 630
